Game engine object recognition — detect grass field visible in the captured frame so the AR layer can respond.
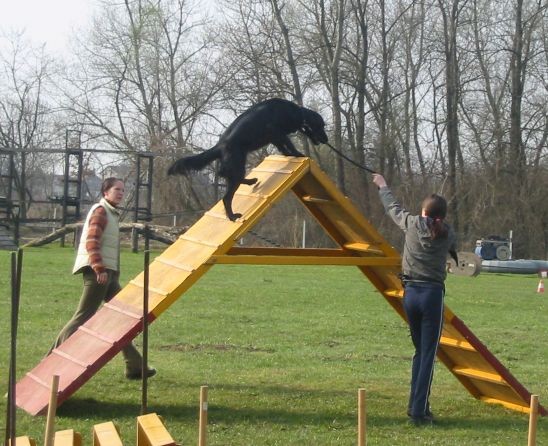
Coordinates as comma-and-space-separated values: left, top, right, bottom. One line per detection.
1, 246, 547, 445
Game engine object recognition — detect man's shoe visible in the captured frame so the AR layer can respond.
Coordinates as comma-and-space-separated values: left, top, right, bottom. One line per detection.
125, 367, 157, 380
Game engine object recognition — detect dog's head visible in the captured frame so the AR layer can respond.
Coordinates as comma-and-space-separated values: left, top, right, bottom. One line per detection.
301, 108, 328, 145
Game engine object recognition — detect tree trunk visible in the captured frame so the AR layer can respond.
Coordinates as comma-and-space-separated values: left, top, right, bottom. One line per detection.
438, 0, 462, 233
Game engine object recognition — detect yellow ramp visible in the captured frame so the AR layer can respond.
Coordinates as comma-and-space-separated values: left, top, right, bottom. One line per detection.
116, 156, 311, 317
16, 156, 545, 416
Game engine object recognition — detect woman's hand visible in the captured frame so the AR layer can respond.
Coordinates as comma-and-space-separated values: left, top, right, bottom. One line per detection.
372, 173, 387, 189
96, 271, 108, 285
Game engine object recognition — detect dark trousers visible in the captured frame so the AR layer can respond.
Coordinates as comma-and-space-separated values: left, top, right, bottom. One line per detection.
403, 282, 445, 417
50, 267, 143, 373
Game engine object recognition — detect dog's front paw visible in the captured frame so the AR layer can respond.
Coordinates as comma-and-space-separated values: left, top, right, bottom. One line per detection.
228, 212, 243, 221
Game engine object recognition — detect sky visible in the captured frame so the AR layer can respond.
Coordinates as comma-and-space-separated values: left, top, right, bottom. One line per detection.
0, 0, 96, 55
0, 0, 217, 56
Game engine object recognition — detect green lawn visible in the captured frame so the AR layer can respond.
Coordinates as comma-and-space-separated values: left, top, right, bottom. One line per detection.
1, 246, 547, 445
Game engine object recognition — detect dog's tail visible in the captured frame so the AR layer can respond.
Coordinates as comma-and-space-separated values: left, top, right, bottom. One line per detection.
167, 146, 222, 176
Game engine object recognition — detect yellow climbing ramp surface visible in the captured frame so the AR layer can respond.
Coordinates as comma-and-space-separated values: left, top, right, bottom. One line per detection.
16, 156, 545, 416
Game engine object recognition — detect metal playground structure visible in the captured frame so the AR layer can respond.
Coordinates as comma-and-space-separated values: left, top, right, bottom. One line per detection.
0, 130, 153, 251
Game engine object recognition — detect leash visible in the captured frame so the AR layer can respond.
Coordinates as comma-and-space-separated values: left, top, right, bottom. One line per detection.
325, 142, 377, 174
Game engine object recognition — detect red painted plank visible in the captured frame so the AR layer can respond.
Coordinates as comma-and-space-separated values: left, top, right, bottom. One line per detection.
15, 301, 151, 415
451, 315, 547, 416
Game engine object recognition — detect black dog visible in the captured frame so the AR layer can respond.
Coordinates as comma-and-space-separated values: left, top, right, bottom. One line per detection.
168, 98, 328, 221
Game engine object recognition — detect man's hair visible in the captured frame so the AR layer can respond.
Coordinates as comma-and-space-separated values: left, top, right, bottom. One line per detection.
422, 194, 448, 240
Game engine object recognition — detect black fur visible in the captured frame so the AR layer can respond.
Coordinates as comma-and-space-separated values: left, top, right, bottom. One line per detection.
168, 98, 328, 221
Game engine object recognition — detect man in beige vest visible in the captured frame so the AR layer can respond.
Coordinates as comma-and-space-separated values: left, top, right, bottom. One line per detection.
50, 178, 156, 380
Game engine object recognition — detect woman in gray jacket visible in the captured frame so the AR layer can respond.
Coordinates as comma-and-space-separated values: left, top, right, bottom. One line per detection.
373, 174, 457, 426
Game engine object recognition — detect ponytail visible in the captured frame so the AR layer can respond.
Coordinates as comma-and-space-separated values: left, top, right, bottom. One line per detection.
428, 217, 448, 240
422, 194, 448, 240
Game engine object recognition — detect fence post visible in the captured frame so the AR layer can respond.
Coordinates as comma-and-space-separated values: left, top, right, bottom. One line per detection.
528, 395, 539, 446
358, 388, 366, 446
199, 386, 208, 446
44, 375, 60, 446
141, 243, 150, 415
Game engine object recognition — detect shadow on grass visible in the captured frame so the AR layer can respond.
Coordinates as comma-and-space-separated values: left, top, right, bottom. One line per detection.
56, 389, 526, 432
58, 397, 360, 427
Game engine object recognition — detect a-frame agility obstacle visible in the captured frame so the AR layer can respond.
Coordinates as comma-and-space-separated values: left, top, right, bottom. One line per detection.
16, 156, 546, 416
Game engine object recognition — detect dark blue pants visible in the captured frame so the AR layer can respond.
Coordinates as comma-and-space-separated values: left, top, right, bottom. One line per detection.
403, 282, 445, 417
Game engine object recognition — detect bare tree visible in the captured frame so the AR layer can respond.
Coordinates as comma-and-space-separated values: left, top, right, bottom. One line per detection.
302, 0, 347, 192
507, 0, 545, 175
397, 0, 428, 179
454, 0, 547, 255
437, 0, 467, 233
59, 0, 224, 220
0, 31, 57, 218
270, 0, 312, 155
339, 0, 373, 212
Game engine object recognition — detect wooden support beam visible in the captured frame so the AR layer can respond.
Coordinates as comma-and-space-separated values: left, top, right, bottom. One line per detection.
301, 195, 333, 204
226, 247, 348, 257
452, 367, 506, 384
208, 255, 400, 267
343, 242, 384, 256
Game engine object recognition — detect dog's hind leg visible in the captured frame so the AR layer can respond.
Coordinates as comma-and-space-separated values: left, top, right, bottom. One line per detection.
218, 150, 251, 221
223, 176, 257, 220
222, 182, 242, 221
